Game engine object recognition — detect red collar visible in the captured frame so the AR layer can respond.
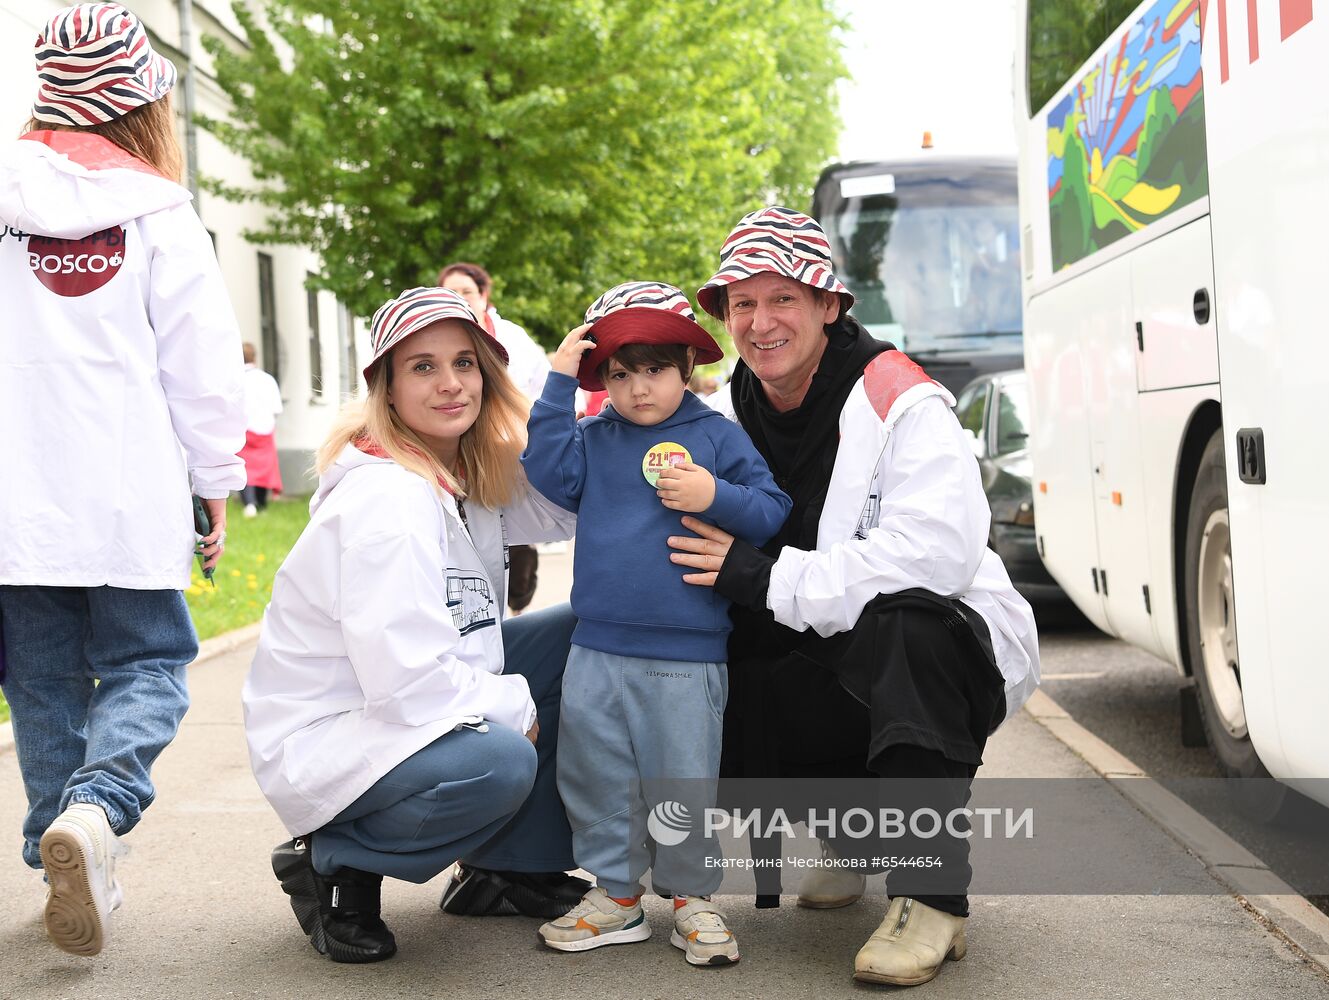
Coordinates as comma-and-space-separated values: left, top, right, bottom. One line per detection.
354, 436, 461, 495
20, 130, 166, 179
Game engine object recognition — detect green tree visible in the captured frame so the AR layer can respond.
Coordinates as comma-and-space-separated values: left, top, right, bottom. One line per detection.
201, 0, 845, 341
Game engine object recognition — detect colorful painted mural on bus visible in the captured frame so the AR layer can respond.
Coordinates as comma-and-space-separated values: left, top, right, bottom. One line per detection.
1046, 0, 1208, 271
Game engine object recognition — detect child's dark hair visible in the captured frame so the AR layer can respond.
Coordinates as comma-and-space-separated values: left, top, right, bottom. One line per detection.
597, 342, 693, 385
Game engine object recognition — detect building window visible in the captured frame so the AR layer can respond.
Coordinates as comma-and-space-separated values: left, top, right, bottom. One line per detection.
307, 277, 323, 399
257, 252, 280, 384
338, 301, 358, 397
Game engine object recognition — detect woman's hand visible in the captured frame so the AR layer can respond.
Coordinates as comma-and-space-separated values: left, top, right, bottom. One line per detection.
656, 462, 715, 512
525, 719, 540, 745
551, 324, 597, 378
197, 496, 228, 572
667, 516, 734, 587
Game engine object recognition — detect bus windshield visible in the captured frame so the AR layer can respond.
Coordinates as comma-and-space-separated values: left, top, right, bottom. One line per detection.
812, 159, 1022, 360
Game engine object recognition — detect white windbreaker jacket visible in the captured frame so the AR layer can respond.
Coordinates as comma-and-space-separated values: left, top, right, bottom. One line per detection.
242, 444, 577, 837
0, 132, 245, 590
716, 352, 1040, 722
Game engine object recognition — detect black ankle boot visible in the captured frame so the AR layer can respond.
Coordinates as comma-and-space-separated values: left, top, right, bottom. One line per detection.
439, 865, 590, 918
271, 838, 397, 963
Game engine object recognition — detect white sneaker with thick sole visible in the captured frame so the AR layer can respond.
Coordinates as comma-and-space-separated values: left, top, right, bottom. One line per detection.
670, 897, 739, 966
796, 839, 866, 908
538, 886, 652, 952
40, 803, 124, 957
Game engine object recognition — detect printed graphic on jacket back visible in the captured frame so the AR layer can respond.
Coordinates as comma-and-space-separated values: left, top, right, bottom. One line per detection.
3, 224, 127, 296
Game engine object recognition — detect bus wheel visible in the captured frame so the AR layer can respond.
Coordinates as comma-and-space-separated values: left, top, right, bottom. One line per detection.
1183, 430, 1289, 821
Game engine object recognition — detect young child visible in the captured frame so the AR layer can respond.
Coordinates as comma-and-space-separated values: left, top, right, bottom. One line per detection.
521, 281, 791, 967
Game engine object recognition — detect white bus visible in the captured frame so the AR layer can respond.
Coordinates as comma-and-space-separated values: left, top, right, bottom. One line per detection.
1015, 0, 1326, 812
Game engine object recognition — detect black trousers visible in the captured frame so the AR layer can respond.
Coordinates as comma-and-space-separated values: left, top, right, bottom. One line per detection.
240, 485, 269, 509
722, 593, 1006, 916
507, 544, 539, 613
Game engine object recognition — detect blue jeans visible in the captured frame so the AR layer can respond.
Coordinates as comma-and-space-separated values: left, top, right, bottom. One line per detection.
0, 586, 195, 869
311, 603, 577, 883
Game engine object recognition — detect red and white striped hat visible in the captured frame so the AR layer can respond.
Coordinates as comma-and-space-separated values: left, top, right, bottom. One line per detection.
365, 287, 508, 383
578, 281, 723, 391
33, 4, 177, 127
696, 206, 854, 319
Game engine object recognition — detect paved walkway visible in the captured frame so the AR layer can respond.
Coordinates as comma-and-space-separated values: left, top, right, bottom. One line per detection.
2, 550, 1326, 998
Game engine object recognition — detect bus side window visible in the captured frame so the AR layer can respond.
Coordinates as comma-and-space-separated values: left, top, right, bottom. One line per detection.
1027, 0, 1141, 114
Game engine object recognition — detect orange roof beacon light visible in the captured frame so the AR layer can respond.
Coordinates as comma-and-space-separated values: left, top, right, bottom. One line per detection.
921, 130, 934, 149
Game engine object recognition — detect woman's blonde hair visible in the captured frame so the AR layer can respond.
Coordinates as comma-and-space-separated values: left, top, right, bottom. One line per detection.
316, 321, 529, 508
24, 95, 183, 183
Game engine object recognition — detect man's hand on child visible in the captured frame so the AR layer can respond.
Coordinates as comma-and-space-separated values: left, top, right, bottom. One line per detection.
551, 324, 597, 378
656, 462, 715, 512
525, 719, 540, 746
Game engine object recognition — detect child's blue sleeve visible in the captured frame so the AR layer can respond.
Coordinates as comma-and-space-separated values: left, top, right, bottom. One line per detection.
704, 422, 792, 546
521, 371, 587, 513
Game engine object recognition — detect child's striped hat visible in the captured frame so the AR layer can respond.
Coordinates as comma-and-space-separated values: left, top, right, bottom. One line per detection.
577, 281, 723, 391
365, 287, 508, 383
697, 206, 853, 319
33, 5, 177, 127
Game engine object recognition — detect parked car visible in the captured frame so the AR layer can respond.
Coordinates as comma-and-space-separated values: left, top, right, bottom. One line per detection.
954, 370, 1066, 606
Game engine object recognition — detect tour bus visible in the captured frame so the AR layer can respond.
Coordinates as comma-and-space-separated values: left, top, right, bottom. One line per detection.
1015, 0, 1326, 812
810, 153, 1024, 395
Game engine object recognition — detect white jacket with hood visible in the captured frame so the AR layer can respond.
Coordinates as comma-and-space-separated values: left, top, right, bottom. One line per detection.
243, 443, 577, 837
0, 132, 245, 590
713, 351, 1040, 722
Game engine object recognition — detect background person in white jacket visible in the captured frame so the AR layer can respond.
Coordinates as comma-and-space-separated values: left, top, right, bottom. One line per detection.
671, 207, 1041, 988
0, 4, 244, 959
243, 288, 587, 965
438, 261, 551, 614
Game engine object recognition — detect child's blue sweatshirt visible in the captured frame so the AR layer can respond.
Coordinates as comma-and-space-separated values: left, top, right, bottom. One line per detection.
522, 371, 791, 662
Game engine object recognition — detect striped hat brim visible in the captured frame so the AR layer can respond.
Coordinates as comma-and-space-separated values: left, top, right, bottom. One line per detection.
577, 307, 723, 391
365, 287, 507, 384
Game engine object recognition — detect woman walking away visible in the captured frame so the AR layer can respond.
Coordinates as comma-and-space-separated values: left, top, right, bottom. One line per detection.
0, 3, 246, 958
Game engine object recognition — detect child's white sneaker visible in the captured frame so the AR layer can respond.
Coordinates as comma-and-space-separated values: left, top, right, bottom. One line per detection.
39, 803, 124, 956
538, 886, 652, 952
671, 896, 739, 966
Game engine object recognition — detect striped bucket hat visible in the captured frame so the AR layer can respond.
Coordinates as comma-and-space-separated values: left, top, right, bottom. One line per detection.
33, 4, 177, 127
696, 206, 854, 320
577, 281, 724, 391
365, 287, 509, 384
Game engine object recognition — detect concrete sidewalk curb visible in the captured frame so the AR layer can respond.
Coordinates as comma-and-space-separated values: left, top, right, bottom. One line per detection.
1024, 689, 1329, 976
0, 621, 263, 759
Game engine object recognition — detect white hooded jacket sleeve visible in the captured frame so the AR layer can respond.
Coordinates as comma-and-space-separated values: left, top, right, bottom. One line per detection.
141, 205, 246, 499
769, 396, 989, 635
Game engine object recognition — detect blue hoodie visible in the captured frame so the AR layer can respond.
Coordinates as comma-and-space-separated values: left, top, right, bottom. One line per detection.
522, 371, 791, 662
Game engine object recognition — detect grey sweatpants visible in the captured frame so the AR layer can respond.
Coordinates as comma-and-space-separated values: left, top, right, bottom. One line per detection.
556, 644, 727, 898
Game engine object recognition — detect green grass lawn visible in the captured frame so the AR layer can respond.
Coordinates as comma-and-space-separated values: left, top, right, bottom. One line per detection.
186, 495, 309, 641
0, 495, 310, 726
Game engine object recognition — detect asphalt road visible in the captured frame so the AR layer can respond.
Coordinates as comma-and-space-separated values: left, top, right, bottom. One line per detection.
1032, 603, 1329, 910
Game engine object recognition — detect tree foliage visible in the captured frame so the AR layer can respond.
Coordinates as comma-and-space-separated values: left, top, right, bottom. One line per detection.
201, 0, 845, 340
